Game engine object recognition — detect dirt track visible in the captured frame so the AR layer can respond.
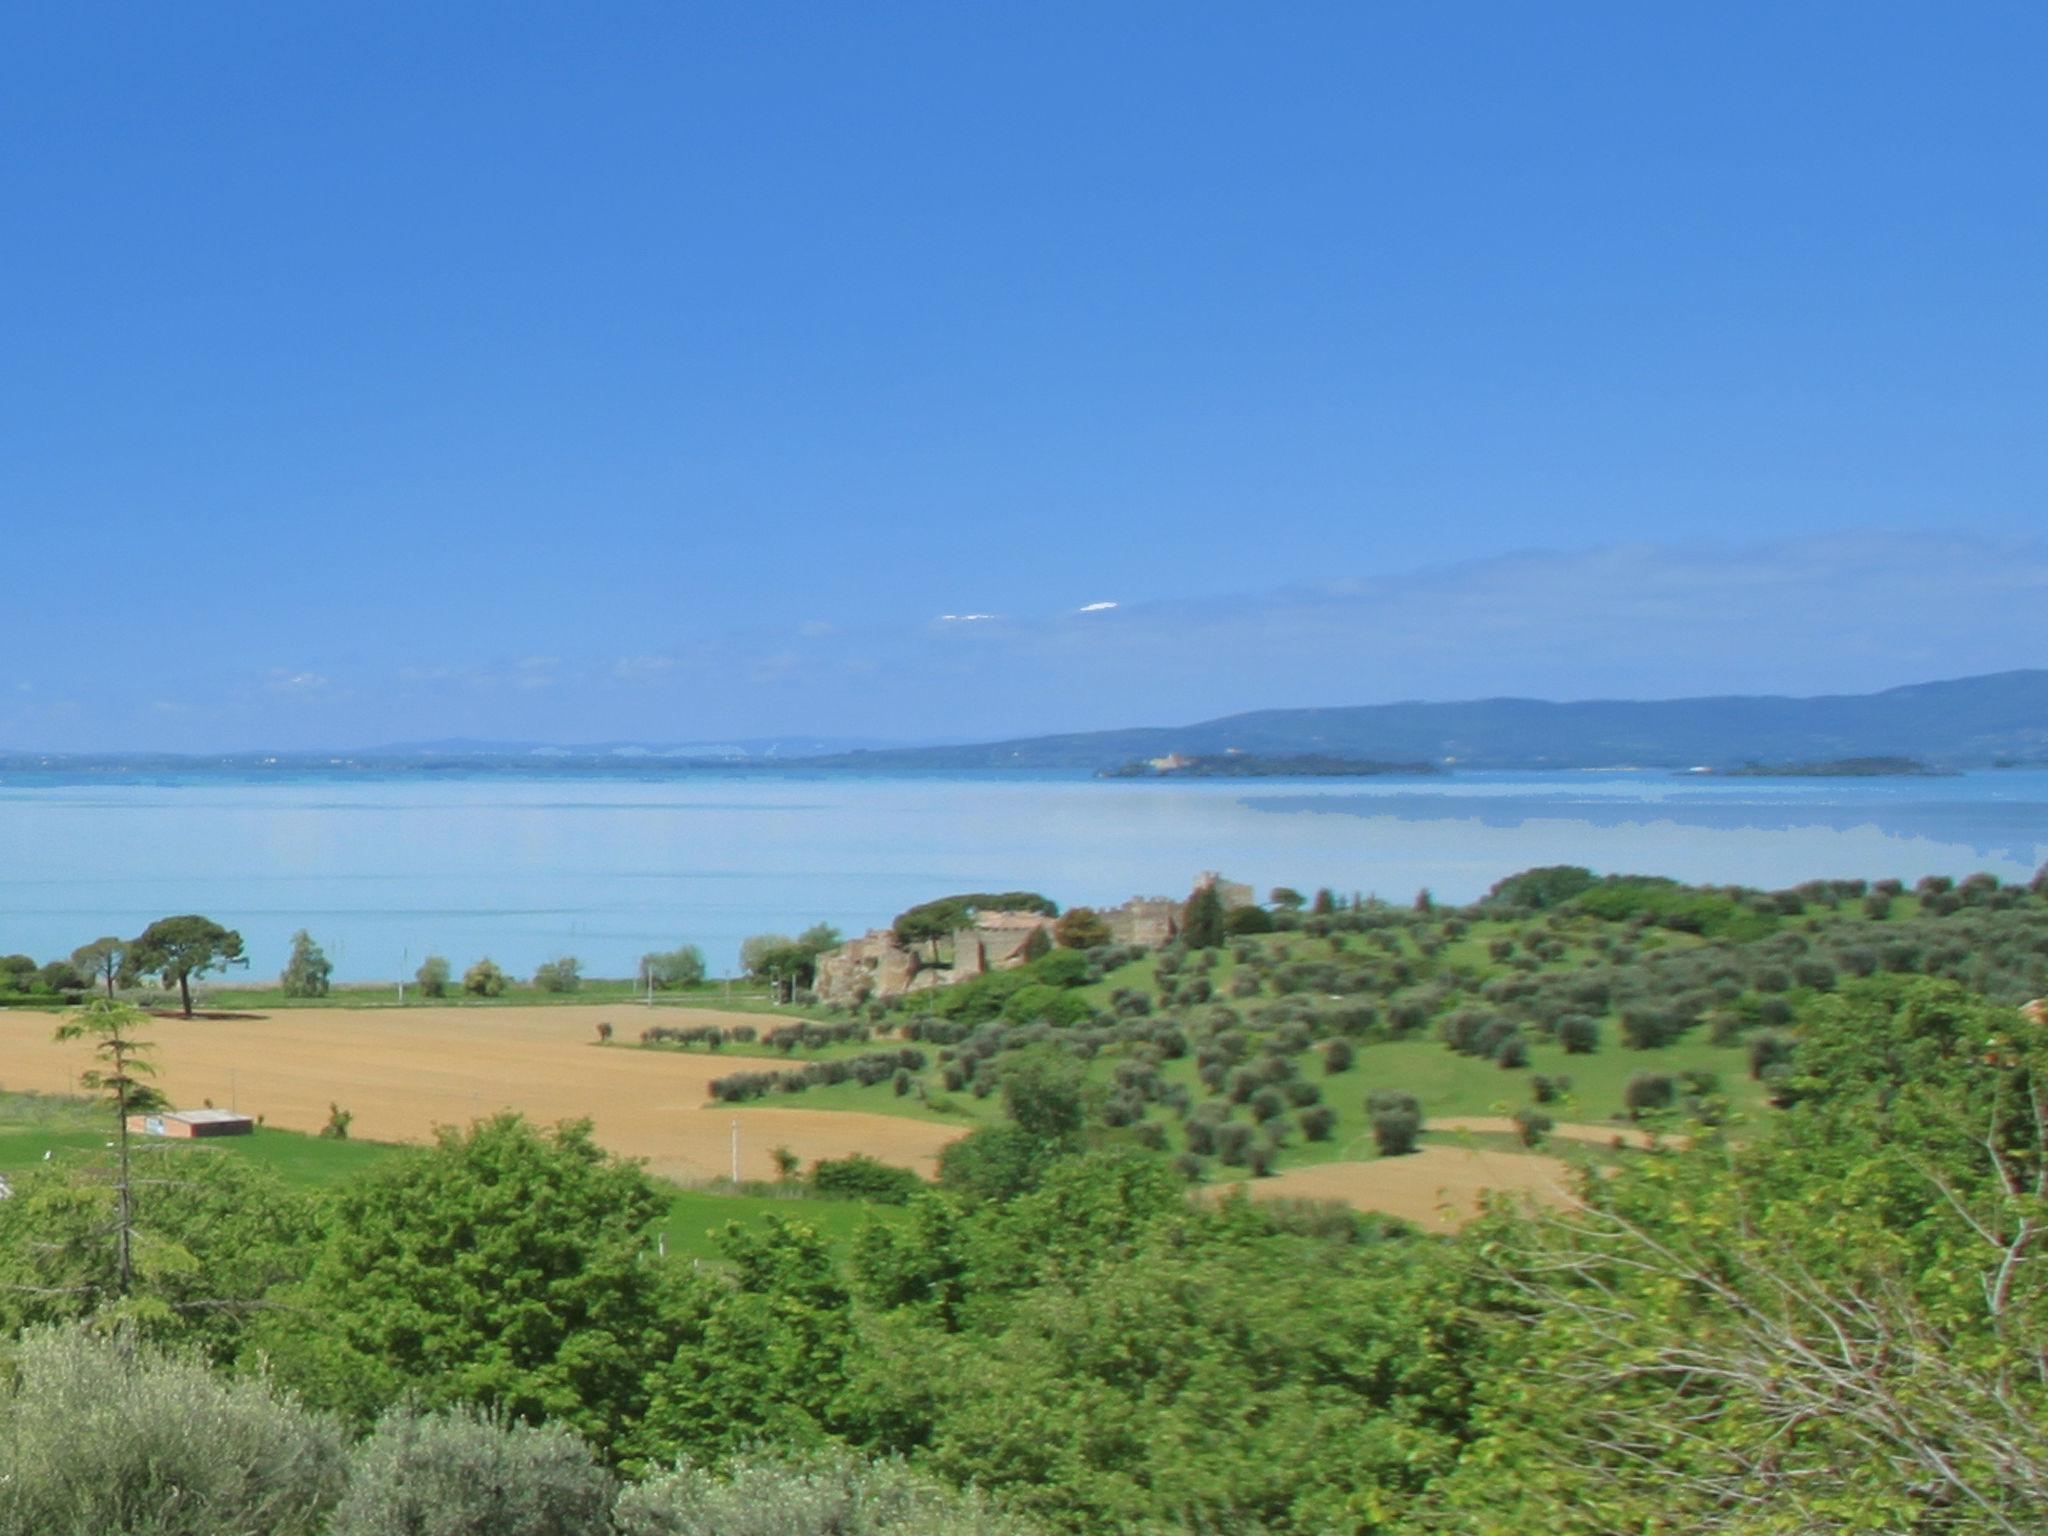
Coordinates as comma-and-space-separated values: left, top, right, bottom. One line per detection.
0, 1004, 965, 1184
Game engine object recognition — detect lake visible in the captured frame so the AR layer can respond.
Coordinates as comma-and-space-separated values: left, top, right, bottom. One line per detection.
0, 768, 2042, 981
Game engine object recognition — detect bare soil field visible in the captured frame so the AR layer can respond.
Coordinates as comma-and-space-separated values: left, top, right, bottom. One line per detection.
1238, 1145, 1577, 1227
0, 1004, 965, 1184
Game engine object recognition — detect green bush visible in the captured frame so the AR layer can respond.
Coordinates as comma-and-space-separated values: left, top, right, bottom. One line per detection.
0, 1324, 345, 1536
462, 957, 508, 996
615, 1449, 1034, 1535
534, 955, 583, 993
1367, 1090, 1423, 1156
1556, 1014, 1600, 1054
1624, 1072, 1677, 1117
331, 1406, 613, 1536
811, 1154, 924, 1205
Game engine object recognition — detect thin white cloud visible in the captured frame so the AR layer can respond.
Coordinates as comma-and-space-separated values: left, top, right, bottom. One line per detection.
263, 670, 330, 694
937, 613, 998, 622
1076, 601, 1118, 613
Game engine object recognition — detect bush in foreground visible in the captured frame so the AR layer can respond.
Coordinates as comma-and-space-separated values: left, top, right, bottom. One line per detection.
615, 1449, 1033, 1536
329, 1405, 615, 1536
0, 1324, 345, 1536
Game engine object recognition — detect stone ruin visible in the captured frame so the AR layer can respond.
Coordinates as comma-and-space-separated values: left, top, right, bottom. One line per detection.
812, 873, 1260, 1008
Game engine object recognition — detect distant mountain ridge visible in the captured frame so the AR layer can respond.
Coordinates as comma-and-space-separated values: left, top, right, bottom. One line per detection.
796, 670, 2048, 771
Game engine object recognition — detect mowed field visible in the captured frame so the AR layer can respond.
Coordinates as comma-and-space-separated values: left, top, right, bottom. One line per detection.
1237, 1144, 1579, 1227
0, 1004, 965, 1184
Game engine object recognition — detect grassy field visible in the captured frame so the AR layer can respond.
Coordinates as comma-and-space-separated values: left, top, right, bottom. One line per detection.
0, 1089, 897, 1264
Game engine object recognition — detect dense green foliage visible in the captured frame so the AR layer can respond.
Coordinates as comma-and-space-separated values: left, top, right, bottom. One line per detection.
7, 865, 2048, 1531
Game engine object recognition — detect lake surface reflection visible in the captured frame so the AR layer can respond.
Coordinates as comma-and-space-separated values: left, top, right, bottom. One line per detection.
0, 769, 2040, 980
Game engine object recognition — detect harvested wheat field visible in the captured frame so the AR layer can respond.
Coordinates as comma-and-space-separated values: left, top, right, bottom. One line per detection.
1237, 1144, 1578, 1228
0, 1005, 965, 1184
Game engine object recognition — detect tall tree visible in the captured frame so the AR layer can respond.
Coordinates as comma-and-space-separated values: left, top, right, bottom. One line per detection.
1181, 883, 1226, 950
71, 936, 129, 1000
52, 1000, 167, 1298
126, 915, 246, 1017
279, 929, 332, 997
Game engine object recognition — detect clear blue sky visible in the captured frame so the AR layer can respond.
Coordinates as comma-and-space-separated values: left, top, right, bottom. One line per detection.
4, 2, 2043, 750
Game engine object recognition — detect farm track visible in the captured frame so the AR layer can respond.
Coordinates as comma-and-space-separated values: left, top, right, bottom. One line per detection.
0, 1004, 965, 1184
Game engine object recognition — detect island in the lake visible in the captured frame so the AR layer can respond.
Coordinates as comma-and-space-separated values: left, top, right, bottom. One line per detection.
1694, 756, 1957, 778
1100, 752, 1444, 779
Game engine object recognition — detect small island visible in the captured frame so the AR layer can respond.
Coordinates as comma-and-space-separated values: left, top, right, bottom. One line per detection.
1696, 756, 1956, 778
1101, 752, 1445, 779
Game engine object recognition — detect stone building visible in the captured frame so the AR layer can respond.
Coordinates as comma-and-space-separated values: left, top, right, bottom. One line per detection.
812, 873, 1259, 1007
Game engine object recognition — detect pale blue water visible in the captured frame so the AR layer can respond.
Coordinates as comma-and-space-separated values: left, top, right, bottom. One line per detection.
0, 769, 2042, 982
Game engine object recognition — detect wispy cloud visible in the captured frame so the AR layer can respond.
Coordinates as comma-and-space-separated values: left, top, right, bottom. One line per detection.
1076, 601, 1118, 613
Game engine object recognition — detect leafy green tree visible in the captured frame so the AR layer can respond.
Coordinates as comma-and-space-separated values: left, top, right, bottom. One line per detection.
1310, 888, 1337, 916
640, 945, 707, 990
1053, 906, 1112, 950
69, 936, 130, 999
462, 957, 508, 996
415, 954, 451, 997
52, 999, 167, 1297
0, 954, 36, 993
1368, 1089, 1423, 1156
1268, 887, 1305, 911
35, 959, 88, 995
999, 1047, 1090, 1145
637, 1218, 858, 1462
262, 1115, 676, 1455
534, 955, 583, 993
1180, 883, 1226, 950
126, 914, 247, 1017
280, 929, 333, 997
0, 1154, 314, 1362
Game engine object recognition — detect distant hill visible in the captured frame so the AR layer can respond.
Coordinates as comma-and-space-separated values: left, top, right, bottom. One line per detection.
796, 670, 2048, 772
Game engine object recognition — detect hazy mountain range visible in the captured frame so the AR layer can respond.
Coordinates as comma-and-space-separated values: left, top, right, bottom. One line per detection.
797, 670, 2048, 772
2, 672, 2042, 774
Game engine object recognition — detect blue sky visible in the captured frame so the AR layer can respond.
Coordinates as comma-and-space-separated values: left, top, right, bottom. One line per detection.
3, 2, 2043, 750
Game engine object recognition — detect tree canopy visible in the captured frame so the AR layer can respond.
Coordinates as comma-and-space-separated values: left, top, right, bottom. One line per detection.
126, 915, 246, 1017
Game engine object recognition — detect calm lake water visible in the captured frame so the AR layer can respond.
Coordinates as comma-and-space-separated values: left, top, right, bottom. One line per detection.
0, 769, 2042, 981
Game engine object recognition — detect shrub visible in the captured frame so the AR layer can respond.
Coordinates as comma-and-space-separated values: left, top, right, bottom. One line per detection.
1531, 1073, 1572, 1104
329, 1406, 613, 1536
1494, 1033, 1530, 1069
642, 945, 708, 990
415, 954, 451, 997
1624, 1072, 1676, 1117
1557, 1014, 1600, 1054
615, 1448, 1035, 1536
1248, 1087, 1287, 1122
1511, 1105, 1554, 1148
1322, 1038, 1355, 1075
1215, 1122, 1255, 1165
1367, 1090, 1423, 1156
534, 956, 583, 993
1371, 1106, 1422, 1157
1299, 1105, 1336, 1142
1748, 1030, 1796, 1080
810, 1154, 924, 1204
0, 1324, 346, 1536
462, 957, 508, 997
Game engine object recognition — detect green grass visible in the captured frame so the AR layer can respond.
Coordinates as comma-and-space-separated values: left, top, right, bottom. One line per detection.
652, 1185, 908, 1264
0, 1093, 401, 1191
